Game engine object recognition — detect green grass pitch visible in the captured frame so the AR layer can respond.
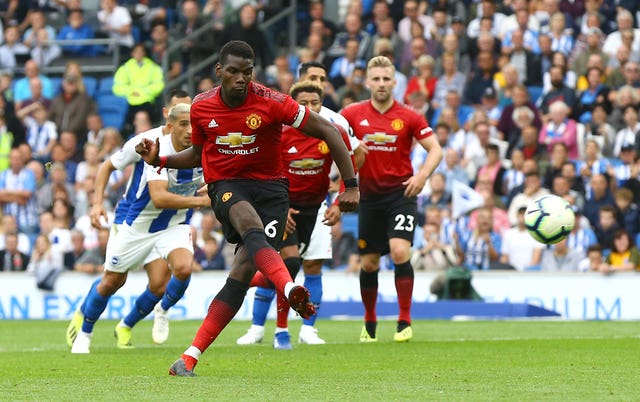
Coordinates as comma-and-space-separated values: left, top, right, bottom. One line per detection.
1, 319, 639, 401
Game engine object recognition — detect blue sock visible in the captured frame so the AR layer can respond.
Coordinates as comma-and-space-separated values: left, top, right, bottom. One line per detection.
79, 278, 101, 314
123, 287, 161, 328
303, 274, 323, 326
252, 287, 275, 326
160, 275, 191, 311
81, 283, 111, 333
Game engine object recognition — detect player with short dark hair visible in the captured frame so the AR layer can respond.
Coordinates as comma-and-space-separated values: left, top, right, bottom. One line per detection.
136, 40, 359, 376
341, 56, 442, 343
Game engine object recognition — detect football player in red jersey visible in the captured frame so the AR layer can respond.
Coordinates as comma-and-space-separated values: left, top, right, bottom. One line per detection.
136, 40, 359, 376
237, 81, 357, 349
341, 56, 443, 343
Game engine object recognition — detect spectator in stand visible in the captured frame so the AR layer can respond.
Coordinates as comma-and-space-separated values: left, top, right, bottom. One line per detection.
50, 140, 78, 184
595, 204, 620, 251
75, 143, 101, 189
36, 162, 76, 214
131, 110, 152, 137
401, 35, 428, 77
197, 236, 226, 271
602, 9, 640, 59
96, 127, 122, 161
539, 101, 578, 159
574, 67, 610, 124
601, 229, 640, 273
85, 113, 105, 146
0, 232, 30, 271
63, 229, 86, 271
28, 234, 63, 291
410, 221, 456, 271
605, 45, 632, 88
327, 11, 372, 61
508, 170, 550, 225
571, 27, 608, 78
613, 105, 640, 157
548, 12, 574, 57
613, 187, 640, 238
431, 52, 466, 110
17, 102, 56, 163
397, 0, 433, 44
97, 0, 135, 61
49, 74, 96, 139
436, 148, 469, 192
297, 0, 337, 47
467, 0, 506, 39
463, 51, 496, 106
329, 37, 366, 89
475, 144, 506, 197
539, 237, 586, 272
583, 173, 615, 227
502, 29, 543, 87
500, 207, 543, 271
608, 86, 639, 132
21, 9, 56, 48
73, 227, 109, 274
57, 9, 97, 57
148, 20, 181, 81
0, 148, 39, 241
113, 43, 164, 133
0, 214, 31, 255
13, 60, 54, 103
611, 144, 636, 187
468, 187, 510, 234
220, 3, 273, 73
0, 26, 29, 70
366, 16, 402, 62
540, 65, 578, 119
456, 207, 502, 271
497, 84, 543, 138
579, 244, 607, 272
16, 77, 51, 115
336, 65, 370, 104
30, 26, 62, 67
170, 0, 218, 79
518, 125, 549, 164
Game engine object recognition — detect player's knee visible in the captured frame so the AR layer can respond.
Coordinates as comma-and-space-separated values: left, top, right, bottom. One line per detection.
97, 275, 125, 296
148, 282, 166, 297
389, 246, 411, 264
302, 260, 323, 275
361, 255, 379, 272
172, 261, 193, 280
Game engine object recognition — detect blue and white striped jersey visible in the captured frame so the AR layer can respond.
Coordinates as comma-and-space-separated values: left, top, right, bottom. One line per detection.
110, 126, 164, 225
124, 134, 204, 233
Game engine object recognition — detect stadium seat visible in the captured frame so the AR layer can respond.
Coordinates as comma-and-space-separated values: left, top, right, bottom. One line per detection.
83, 76, 98, 98
96, 77, 114, 96
341, 212, 358, 238
97, 94, 128, 131
50, 77, 63, 98
527, 86, 543, 105
132, 25, 142, 44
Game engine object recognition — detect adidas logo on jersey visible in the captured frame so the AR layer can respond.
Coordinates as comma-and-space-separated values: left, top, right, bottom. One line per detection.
288, 146, 298, 153
208, 118, 219, 128
360, 119, 370, 126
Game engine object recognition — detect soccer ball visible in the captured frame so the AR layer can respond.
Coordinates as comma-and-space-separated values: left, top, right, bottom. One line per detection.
524, 195, 575, 244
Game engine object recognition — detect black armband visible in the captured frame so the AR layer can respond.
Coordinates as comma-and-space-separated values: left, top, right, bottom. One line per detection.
344, 178, 358, 189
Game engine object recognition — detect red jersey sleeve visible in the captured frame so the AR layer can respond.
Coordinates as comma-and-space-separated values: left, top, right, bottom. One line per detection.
190, 100, 205, 146
412, 111, 433, 141
277, 93, 310, 129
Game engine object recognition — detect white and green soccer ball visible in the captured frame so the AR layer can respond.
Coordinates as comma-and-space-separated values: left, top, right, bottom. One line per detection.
524, 194, 576, 245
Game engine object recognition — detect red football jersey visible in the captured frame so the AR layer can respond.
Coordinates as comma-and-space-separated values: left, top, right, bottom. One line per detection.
191, 82, 309, 183
341, 100, 433, 198
282, 124, 352, 206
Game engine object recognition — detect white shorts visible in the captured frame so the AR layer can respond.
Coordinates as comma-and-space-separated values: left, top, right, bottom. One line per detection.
302, 203, 332, 260
105, 223, 193, 273
110, 224, 161, 268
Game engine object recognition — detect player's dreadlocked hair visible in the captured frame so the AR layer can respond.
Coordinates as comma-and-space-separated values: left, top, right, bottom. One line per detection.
219, 40, 254, 65
289, 81, 324, 100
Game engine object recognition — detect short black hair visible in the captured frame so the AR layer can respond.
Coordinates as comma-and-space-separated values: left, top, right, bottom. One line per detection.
219, 40, 254, 65
298, 61, 327, 78
165, 88, 190, 104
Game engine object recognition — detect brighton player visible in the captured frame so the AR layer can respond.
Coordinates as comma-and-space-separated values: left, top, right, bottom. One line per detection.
237, 63, 365, 348
69, 103, 209, 354
136, 40, 359, 376
341, 56, 442, 342
66, 89, 192, 349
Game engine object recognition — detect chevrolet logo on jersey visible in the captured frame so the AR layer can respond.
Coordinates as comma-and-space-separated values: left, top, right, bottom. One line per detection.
290, 158, 325, 169
216, 133, 257, 148
363, 132, 398, 145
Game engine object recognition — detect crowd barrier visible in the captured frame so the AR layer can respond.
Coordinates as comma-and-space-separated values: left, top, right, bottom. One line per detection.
0, 271, 636, 321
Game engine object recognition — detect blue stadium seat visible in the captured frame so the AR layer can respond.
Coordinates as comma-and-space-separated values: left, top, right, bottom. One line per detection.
97, 77, 114, 96
527, 86, 543, 104
341, 212, 359, 238
132, 25, 142, 44
97, 94, 128, 131
83, 76, 98, 98
51, 77, 63, 98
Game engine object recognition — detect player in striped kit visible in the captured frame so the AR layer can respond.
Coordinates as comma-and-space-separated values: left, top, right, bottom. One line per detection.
66, 90, 192, 349
68, 103, 209, 354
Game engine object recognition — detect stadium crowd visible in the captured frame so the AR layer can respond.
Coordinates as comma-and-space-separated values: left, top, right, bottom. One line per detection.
1, 0, 640, 284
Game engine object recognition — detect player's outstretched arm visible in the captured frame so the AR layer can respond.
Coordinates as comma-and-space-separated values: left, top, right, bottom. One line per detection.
300, 111, 359, 212
403, 135, 443, 198
148, 180, 211, 210
136, 138, 203, 169
90, 158, 116, 229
